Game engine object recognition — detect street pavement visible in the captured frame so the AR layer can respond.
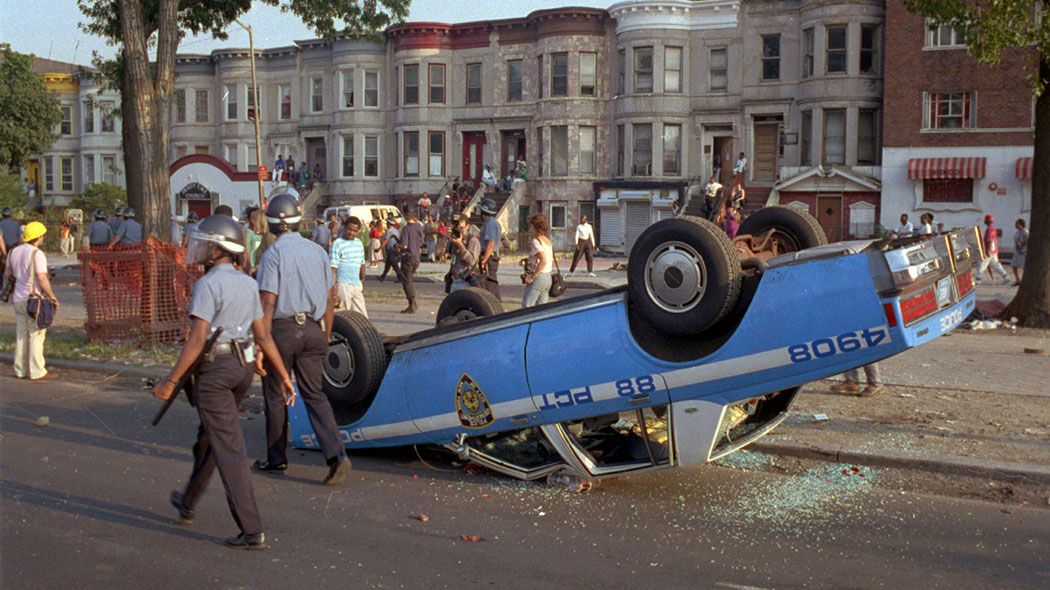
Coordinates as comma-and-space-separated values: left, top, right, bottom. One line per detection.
2, 371, 1048, 589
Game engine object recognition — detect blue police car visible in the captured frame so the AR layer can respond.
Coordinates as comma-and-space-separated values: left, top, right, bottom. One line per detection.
292, 207, 981, 485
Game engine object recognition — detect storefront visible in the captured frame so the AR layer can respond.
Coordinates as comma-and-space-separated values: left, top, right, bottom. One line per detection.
593, 181, 686, 254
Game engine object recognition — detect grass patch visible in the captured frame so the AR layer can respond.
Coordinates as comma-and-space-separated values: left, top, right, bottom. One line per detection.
0, 326, 180, 367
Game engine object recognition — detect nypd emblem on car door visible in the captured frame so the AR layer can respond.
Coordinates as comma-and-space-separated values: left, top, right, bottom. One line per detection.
456, 374, 494, 428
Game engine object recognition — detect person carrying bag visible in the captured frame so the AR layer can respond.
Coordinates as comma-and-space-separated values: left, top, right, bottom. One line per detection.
2, 222, 59, 380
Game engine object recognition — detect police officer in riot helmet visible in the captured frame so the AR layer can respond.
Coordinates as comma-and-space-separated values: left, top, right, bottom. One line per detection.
108, 205, 125, 235
153, 214, 296, 551
182, 211, 200, 247
109, 206, 142, 246
478, 197, 503, 300
86, 208, 114, 249
253, 192, 352, 484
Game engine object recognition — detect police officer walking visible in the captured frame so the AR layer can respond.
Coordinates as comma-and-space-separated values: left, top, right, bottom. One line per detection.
108, 206, 125, 235
478, 198, 502, 300
109, 206, 143, 246
253, 193, 352, 485
152, 214, 297, 551
397, 208, 424, 314
86, 209, 114, 249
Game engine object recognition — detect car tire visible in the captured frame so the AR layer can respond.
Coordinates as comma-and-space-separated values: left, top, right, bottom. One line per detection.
436, 287, 505, 326
323, 311, 387, 424
737, 205, 828, 252
627, 216, 741, 336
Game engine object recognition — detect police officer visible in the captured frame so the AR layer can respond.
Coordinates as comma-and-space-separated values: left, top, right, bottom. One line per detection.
253, 193, 352, 485
152, 214, 296, 551
108, 206, 125, 235
182, 211, 200, 247
109, 206, 143, 246
0, 206, 20, 265
86, 208, 114, 249
478, 198, 502, 300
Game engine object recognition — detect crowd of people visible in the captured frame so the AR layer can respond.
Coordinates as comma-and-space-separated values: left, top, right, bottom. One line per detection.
271, 153, 324, 193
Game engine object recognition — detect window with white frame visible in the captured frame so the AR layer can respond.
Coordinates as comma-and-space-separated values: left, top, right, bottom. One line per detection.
537, 55, 544, 98
925, 19, 966, 48
848, 202, 876, 238
429, 64, 445, 104
550, 202, 567, 230
535, 126, 543, 176
924, 178, 973, 203
551, 53, 568, 97
507, 60, 523, 102
195, 89, 209, 123
60, 157, 73, 192
341, 71, 354, 108
923, 92, 975, 129
174, 89, 186, 123
84, 154, 95, 185
616, 124, 625, 176
466, 63, 482, 105
60, 106, 72, 135
802, 28, 814, 78
617, 49, 625, 95
246, 145, 258, 173
710, 48, 727, 91
100, 102, 115, 132
823, 109, 845, 164
633, 123, 653, 176
44, 158, 54, 191
175, 145, 188, 160
634, 47, 653, 93
246, 85, 259, 121
550, 126, 568, 176
800, 110, 812, 166
826, 25, 847, 74
404, 64, 419, 105
858, 109, 878, 164
664, 47, 681, 93
429, 131, 444, 177
225, 143, 238, 169
860, 25, 879, 73
761, 35, 780, 80
580, 52, 597, 96
663, 123, 681, 176
310, 77, 323, 112
364, 135, 379, 177
365, 71, 379, 107
279, 84, 292, 119
84, 101, 94, 133
580, 126, 596, 175
224, 85, 238, 120
403, 131, 419, 177
102, 156, 115, 184
342, 135, 354, 177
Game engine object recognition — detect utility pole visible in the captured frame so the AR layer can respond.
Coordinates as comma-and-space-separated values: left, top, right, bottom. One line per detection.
236, 19, 266, 209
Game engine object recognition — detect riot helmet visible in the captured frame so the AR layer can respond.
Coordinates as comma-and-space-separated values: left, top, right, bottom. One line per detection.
113, 205, 125, 217
479, 198, 498, 216
93, 208, 106, 219
265, 193, 302, 234
186, 211, 199, 223
184, 214, 246, 267
1, 206, 12, 217
123, 206, 136, 218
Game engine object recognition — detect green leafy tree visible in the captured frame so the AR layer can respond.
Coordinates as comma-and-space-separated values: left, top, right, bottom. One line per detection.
0, 169, 30, 211
0, 44, 62, 170
78, 0, 410, 242
71, 182, 128, 215
905, 0, 1050, 327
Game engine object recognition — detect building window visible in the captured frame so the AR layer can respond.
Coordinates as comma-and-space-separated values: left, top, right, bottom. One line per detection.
617, 49, 626, 95
925, 19, 966, 48
580, 126, 596, 175
634, 47, 654, 92
761, 35, 780, 80
225, 144, 238, 169
826, 26, 847, 74
551, 53, 568, 97
100, 102, 115, 132
279, 85, 292, 120
802, 28, 814, 78
580, 52, 597, 96
924, 178, 973, 202
663, 123, 681, 176
800, 110, 812, 166
633, 123, 653, 176
364, 135, 379, 177
246, 85, 259, 120
194, 89, 208, 123
194, 145, 209, 155
225, 84, 238, 120
664, 47, 682, 93
171, 89, 184, 123
246, 145, 258, 172
429, 64, 445, 104
536, 126, 544, 177
616, 124, 625, 176
364, 71, 379, 107
61, 157, 73, 192
395, 66, 399, 105
44, 158, 53, 191
60, 106, 72, 135
507, 60, 522, 102
849, 202, 876, 238
550, 126, 568, 177
550, 202, 567, 230
403, 64, 419, 105
404, 131, 419, 177
429, 131, 444, 177
84, 154, 95, 185
860, 25, 879, 73
342, 136, 354, 177
341, 71, 354, 108
466, 63, 482, 105
857, 109, 878, 165
924, 92, 975, 129
175, 145, 188, 160
308, 77, 322, 112
84, 101, 94, 133
822, 109, 846, 165
710, 48, 727, 92
537, 55, 544, 99
102, 155, 115, 184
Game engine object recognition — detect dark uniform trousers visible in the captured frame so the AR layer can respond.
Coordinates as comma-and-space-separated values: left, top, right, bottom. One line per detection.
379, 246, 402, 282
400, 256, 419, 305
569, 241, 594, 274
483, 258, 501, 300
262, 319, 345, 465
182, 355, 262, 536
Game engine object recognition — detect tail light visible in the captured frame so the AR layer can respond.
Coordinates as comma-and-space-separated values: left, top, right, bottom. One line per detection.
900, 288, 937, 324
956, 270, 974, 296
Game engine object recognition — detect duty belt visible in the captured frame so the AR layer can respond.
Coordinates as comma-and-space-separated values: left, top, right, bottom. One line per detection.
206, 340, 254, 366
275, 312, 310, 326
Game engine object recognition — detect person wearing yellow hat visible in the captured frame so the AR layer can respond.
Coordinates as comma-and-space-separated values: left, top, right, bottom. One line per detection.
2, 221, 59, 380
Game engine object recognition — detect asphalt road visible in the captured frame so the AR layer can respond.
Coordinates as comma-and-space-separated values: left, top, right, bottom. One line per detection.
2, 371, 1047, 589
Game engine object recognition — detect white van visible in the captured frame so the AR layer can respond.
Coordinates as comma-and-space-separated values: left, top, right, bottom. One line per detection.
322, 205, 403, 225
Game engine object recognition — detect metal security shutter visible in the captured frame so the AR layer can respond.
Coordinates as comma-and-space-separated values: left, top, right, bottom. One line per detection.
600, 206, 621, 250
624, 200, 651, 254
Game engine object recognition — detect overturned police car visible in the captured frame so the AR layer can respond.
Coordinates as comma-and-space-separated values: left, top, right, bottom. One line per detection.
290, 207, 982, 485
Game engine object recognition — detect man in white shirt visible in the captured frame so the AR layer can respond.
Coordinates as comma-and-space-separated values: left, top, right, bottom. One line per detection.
895, 213, 914, 237
732, 152, 748, 175
481, 165, 497, 190
569, 216, 597, 276
703, 175, 723, 218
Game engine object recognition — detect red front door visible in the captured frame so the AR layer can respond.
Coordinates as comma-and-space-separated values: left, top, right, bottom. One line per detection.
462, 132, 485, 185
187, 200, 212, 219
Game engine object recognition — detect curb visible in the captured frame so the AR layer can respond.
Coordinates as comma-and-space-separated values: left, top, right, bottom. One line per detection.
749, 439, 1050, 485
0, 353, 165, 381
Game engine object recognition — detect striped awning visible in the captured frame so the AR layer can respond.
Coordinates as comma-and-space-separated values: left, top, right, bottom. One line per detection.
1015, 157, 1033, 179
907, 157, 987, 180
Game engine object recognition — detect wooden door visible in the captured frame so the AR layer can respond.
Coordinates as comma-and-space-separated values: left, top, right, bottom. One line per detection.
306, 138, 326, 181
752, 123, 779, 182
817, 195, 843, 243
187, 200, 212, 220
462, 132, 485, 185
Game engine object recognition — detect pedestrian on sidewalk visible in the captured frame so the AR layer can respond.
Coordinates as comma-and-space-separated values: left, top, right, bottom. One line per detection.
368, 220, 383, 268
155, 214, 296, 552
397, 209, 424, 314
3, 222, 59, 381
478, 198, 502, 300
831, 362, 884, 397
724, 206, 741, 239
522, 214, 554, 308
330, 216, 368, 317
424, 214, 438, 262
569, 216, 597, 276
378, 220, 401, 282
1012, 218, 1028, 286
311, 214, 335, 253
976, 214, 1011, 285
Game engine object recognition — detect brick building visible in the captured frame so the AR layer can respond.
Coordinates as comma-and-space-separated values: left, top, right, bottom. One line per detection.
881, 0, 1034, 244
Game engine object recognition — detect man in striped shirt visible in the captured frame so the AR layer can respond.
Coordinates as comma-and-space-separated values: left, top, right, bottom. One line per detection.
329, 216, 368, 317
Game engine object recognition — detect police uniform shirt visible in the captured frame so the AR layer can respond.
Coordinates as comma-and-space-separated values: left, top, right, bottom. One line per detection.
256, 232, 334, 321
481, 217, 501, 256
189, 263, 263, 343
116, 219, 143, 244
87, 220, 114, 245
0, 217, 20, 248
108, 217, 123, 234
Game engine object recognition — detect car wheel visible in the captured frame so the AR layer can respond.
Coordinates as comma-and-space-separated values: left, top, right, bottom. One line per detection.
324, 311, 387, 424
737, 206, 828, 252
436, 287, 505, 326
628, 216, 741, 336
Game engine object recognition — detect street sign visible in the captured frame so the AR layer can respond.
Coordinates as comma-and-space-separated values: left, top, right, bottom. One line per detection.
258, 165, 268, 181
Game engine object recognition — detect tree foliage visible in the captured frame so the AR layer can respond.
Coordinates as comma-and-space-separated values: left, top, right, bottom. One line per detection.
0, 44, 62, 170
0, 169, 30, 211
71, 182, 128, 215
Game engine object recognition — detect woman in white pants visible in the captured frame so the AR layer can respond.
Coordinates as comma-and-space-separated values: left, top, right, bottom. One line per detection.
521, 214, 553, 308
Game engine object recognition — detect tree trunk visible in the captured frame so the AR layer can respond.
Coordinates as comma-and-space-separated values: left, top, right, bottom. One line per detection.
1003, 53, 1050, 327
